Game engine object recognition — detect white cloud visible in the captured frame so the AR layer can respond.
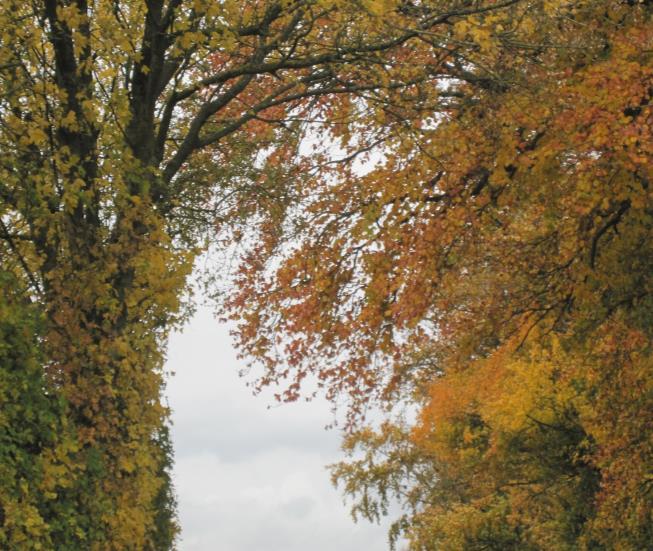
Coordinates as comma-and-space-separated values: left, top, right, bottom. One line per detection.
166, 307, 392, 551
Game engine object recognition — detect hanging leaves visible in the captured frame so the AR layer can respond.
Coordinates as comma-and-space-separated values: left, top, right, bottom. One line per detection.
225, 1, 653, 548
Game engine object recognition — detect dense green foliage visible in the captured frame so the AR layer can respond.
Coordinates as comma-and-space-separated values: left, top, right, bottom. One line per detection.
0, 274, 66, 548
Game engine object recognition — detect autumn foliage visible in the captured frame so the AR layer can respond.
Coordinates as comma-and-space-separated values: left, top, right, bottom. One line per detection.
1, 0, 653, 549
226, 1, 653, 549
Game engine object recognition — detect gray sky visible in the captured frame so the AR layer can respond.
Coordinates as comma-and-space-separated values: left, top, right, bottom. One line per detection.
165, 305, 393, 551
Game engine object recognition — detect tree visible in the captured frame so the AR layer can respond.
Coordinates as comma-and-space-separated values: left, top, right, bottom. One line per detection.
227, 1, 653, 548
0, 0, 527, 547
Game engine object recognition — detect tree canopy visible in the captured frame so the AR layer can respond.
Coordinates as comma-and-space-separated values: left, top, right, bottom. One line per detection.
226, 1, 653, 549
1, 0, 652, 549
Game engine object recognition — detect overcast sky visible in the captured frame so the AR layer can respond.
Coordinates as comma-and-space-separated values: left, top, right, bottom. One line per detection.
165, 305, 394, 551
